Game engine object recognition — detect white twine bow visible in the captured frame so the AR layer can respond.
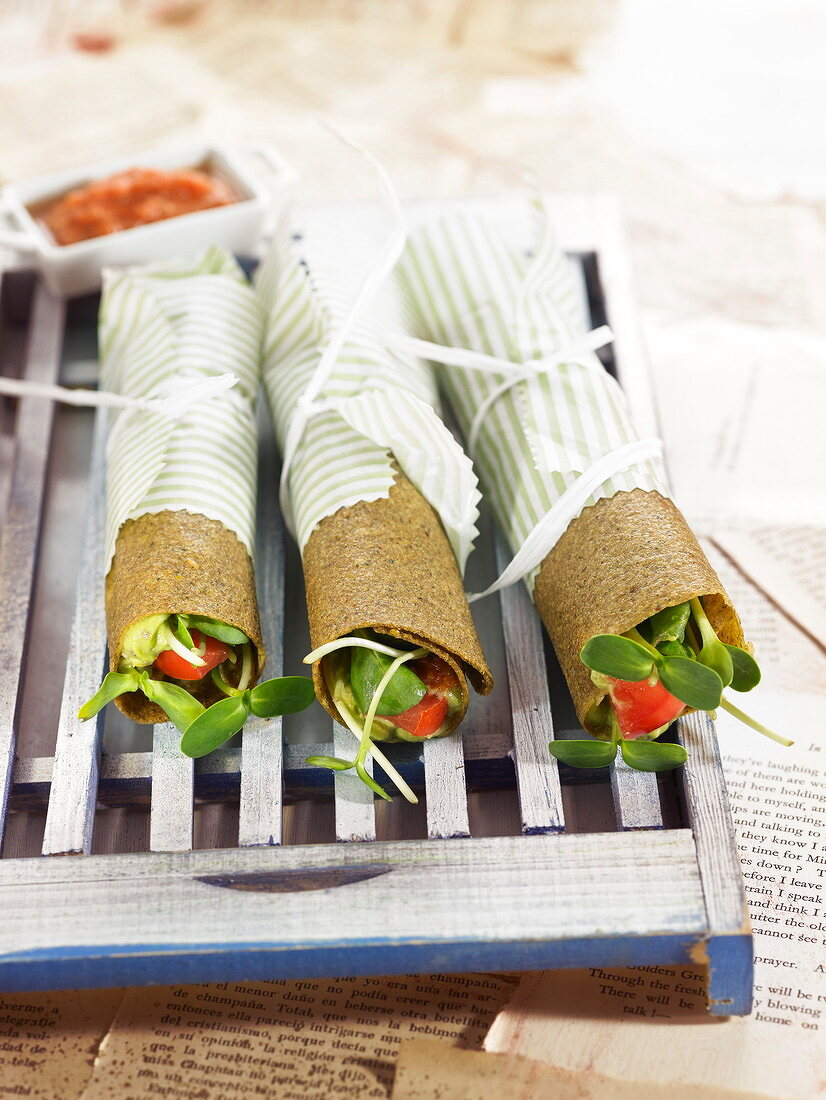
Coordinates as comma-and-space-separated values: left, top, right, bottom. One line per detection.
278, 120, 408, 531
388, 310, 666, 602
0, 372, 238, 414
390, 324, 615, 453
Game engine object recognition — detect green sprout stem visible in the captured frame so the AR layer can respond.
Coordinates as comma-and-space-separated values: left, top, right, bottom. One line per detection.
305, 635, 408, 665
690, 597, 716, 646
623, 628, 661, 660
172, 616, 196, 651
608, 707, 622, 746
212, 665, 242, 698
236, 642, 253, 692
162, 621, 206, 667
719, 697, 793, 747
329, 691, 418, 804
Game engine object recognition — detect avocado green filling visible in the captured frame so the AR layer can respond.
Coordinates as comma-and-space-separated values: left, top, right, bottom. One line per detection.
118, 615, 180, 670
117, 613, 248, 673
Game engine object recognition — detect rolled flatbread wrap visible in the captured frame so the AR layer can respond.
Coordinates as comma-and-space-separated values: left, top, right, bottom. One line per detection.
93, 248, 265, 724
398, 205, 746, 737
304, 471, 492, 737
107, 511, 264, 723
256, 222, 492, 746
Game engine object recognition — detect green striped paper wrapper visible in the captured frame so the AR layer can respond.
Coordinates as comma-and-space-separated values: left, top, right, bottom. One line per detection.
99, 247, 264, 572
396, 202, 670, 590
254, 221, 480, 571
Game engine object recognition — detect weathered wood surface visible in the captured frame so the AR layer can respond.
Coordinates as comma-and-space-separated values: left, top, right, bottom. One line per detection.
677, 714, 746, 932
41, 409, 108, 856
10, 742, 517, 810
495, 538, 564, 835
610, 757, 663, 830
677, 712, 752, 1014
149, 724, 194, 853
333, 724, 376, 842
423, 733, 470, 839
0, 830, 707, 990
0, 280, 64, 847
238, 399, 286, 848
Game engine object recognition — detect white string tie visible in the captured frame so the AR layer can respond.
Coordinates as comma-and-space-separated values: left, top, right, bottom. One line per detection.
467, 436, 664, 602
389, 323, 613, 449
277, 118, 408, 531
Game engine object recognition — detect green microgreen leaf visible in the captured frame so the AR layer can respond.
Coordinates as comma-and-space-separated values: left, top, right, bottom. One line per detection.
696, 639, 734, 688
77, 670, 140, 720
140, 674, 206, 734
180, 695, 249, 758
658, 656, 723, 711
620, 739, 688, 772
648, 602, 691, 646
548, 739, 618, 769
656, 639, 692, 659
350, 647, 425, 716
305, 755, 354, 771
182, 615, 249, 647
172, 615, 195, 650
248, 676, 315, 718
724, 645, 762, 692
579, 634, 655, 682
356, 760, 392, 801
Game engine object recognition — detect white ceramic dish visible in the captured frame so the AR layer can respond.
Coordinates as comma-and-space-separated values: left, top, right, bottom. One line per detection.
0, 142, 285, 297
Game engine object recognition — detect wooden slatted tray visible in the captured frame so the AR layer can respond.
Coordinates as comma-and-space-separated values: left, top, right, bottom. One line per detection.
0, 196, 752, 1012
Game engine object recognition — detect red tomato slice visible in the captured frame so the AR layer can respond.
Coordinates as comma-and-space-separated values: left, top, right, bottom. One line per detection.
606, 674, 685, 738
382, 693, 448, 738
154, 629, 230, 681
410, 654, 460, 696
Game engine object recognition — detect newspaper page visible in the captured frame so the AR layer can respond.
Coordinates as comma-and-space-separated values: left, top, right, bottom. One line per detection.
0, 989, 122, 1100
711, 527, 826, 654
391, 1038, 770, 1100
485, 679, 826, 1099
648, 318, 826, 535
78, 973, 518, 1099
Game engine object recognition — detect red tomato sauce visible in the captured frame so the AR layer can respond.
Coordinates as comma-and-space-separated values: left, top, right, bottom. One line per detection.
39, 167, 237, 246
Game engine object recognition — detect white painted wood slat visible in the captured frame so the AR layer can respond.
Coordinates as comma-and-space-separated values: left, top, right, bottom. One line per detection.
677, 713, 747, 932
42, 409, 109, 856
149, 724, 194, 852
0, 282, 64, 848
676, 712, 752, 1013
238, 399, 286, 847
333, 724, 376, 842
610, 757, 663, 829
495, 539, 564, 834
0, 831, 707, 956
423, 734, 470, 839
